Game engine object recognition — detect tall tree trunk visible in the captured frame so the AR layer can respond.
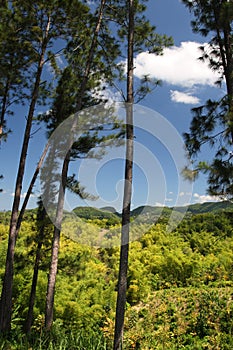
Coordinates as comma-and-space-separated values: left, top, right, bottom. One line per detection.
44, 0, 106, 331
0, 17, 51, 333
24, 141, 54, 333
15, 142, 50, 238
113, 1, 134, 349
44, 150, 69, 330
24, 207, 46, 334
0, 76, 10, 138
213, 4, 233, 143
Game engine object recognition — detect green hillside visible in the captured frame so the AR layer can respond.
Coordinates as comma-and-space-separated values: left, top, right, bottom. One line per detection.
72, 206, 120, 223
131, 205, 164, 216
47, 200, 233, 224
176, 200, 233, 214
100, 206, 119, 214
1, 206, 233, 348
73, 207, 120, 226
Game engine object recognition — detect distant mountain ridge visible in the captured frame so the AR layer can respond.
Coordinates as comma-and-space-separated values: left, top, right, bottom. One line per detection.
0, 201, 232, 224
174, 201, 233, 214
72, 206, 120, 221
72, 201, 233, 221
100, 206, 118, 214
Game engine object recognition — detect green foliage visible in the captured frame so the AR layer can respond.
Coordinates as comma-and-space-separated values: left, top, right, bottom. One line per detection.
0, 1, 31, 139
181, 0, 233, 199
73, 207, 120, 225
176, 200, 233, 215
123, 287, 233, 349
1, 206, 233, 347
0, 327, 108, 349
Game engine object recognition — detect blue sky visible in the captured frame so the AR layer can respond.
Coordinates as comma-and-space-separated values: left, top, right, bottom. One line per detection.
0, 0, 225, 212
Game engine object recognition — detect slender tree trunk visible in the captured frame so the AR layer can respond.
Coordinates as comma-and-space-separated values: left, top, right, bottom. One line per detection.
213, 5, 233, 143
15, 142, 50, 237
24, 207, 46, 334
44, 0, 106, 331
0, 76, 10, 137
113, 1, 134, 349
14, 0, 106, 238
223, 27, 233, 144
0, 17, 51, 333
24, 142, 53, 332
44, 151, 69, 330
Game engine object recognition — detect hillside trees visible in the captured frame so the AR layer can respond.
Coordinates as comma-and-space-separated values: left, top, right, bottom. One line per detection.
1, 206, 233, 348
182, 0, 233, 199
0, 0, 90, 333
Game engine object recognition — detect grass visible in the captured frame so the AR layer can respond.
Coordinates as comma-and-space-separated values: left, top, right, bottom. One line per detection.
0, 328, 108, 350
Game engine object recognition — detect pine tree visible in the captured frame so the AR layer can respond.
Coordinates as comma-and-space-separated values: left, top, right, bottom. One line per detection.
110, 1, 173, 348
43, 0, 125, 329
0, 0, 90, 333
182, 0, 233, 199
113, 1, 134, 347
0, 2, 31, 141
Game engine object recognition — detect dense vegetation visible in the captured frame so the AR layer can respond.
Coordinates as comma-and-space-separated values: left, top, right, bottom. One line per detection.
1, 0, 233, 347
0, 203, 233, 349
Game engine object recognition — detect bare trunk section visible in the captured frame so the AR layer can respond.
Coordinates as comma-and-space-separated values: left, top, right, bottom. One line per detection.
113, 1, 134, 349
45, 151, 69, 330
213, 5, 233, 143
223, 26, 233, 144
44, 0, 106, 331
113, 105, 133, 350
24, 207, 46, 334
0, 76, 10, 138
24, 141, 53, 333
0, 17, 51, 333
15, 142, 50, 238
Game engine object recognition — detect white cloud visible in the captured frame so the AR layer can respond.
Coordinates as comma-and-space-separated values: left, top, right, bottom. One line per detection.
10, 192, 37, 199
193, 193, 221, 203
179, 192, 185, 197
134, 41, 220, 88
11, 192, 26, 199
170, 90, 200, 104
179, 192, 193, 198
91, 80, 122, 103
155, 202, 166, 207
46, 55, 66, 75
56, 55, 65, 68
